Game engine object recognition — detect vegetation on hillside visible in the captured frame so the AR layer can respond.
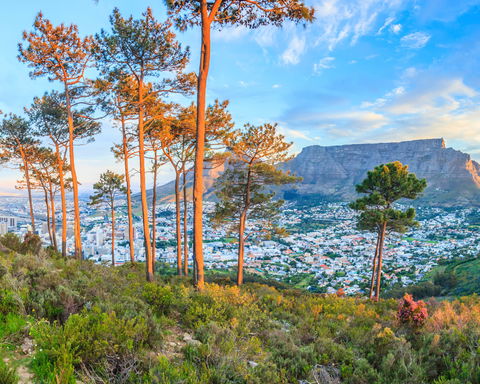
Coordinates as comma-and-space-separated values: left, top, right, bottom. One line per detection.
0, 234, 479, 383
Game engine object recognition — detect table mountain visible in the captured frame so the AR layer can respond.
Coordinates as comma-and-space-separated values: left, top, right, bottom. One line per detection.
281, 138, 480, 206
141, 138, 480, 206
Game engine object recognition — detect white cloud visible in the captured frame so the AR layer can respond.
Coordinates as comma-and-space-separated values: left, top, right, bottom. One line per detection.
391, 24, 402, 34
278, 126, 314, 141
313, 0, 407, 50
313, 56, 335, 73
386, 78, 476, 115
377, 16, 395, 34
254, 26, 276, 47
400, 32, 431, 49
281, 36, 306, 65
212, 26, 249, 41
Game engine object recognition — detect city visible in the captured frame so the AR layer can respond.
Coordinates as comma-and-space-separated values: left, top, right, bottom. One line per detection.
2, 194, 478, 295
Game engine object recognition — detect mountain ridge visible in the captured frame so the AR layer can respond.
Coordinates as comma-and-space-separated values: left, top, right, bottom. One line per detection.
139, 138, 480, 206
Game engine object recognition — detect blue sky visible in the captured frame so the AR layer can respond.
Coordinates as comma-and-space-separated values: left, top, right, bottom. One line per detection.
1, 0, 479, 194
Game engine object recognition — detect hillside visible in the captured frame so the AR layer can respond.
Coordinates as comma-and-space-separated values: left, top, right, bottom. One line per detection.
144, 138, 480, 207
0, 235, 480, 383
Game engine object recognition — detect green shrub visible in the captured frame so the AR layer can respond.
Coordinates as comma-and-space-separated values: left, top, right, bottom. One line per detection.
0, 360, 18, 384
0, 313, 27, 341
0, 233, 22, 253
31, 307, 152, 382
142, 283, 174, 315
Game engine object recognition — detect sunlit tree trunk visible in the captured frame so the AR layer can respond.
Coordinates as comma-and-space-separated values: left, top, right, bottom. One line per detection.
19, 148, 35, 233
374, 222, 387, 301
193, 2, 211, 290
111, 200, 115, 267
138, 80, 154, 281
43, 188, 53, 245
64, 86, 82, 259
182, 169, 189, 276
369, 234, 380, 299
121, 120, 135, 264
55, 144, 67, 257
49, 182, 58, 252
175, 171, 183, 275
237, 167, 252, 286
151, 150, 158, 273
237, 212, 247, 286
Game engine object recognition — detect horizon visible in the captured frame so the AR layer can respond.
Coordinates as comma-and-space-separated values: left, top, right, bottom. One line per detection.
1, 0, 479, 194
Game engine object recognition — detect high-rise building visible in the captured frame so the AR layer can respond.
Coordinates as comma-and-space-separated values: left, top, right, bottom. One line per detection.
0, 216, 17, 228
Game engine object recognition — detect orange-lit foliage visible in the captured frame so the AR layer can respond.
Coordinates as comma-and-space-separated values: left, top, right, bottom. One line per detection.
397, 293, 428, 327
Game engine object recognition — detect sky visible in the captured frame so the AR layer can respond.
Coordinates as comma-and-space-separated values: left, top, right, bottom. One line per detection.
0, 0, 479, 195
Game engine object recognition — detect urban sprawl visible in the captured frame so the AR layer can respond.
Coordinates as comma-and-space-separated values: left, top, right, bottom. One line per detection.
1, 196, 479, 294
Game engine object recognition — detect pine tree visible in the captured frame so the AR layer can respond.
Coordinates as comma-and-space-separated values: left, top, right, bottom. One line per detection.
0, 114, 39, 233
89, 171, 127, 266
97, 73, 140, 264
19, 13, 99, 259
212, 123, 300, 285
27, 91, 97, 257
350, 162, 427, 300
165, 0, 314, 290
95, 8, 194, 281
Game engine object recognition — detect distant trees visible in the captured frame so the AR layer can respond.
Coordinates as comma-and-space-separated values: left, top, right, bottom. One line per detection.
0, 114, 38, 233
19, 13, 99, 259
89, 171, 127, 266
350, 161, 427, 301
166, 0, 315, 290
95, 8, 193, 281
212, 123, 299, 285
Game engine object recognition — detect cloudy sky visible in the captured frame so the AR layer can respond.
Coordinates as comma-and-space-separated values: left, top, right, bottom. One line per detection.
0, 0, 479, 194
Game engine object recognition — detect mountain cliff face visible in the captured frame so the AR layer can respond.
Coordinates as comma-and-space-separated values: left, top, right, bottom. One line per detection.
143, 138, 480, 206
281, 138, 480, 205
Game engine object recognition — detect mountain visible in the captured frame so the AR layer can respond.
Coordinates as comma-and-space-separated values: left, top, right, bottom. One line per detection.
281, 138, 480, 205
140, 138, 480, 206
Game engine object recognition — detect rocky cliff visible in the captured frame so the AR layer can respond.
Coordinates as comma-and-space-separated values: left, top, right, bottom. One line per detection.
142, 138, 480, 206
281, 138, 480, 205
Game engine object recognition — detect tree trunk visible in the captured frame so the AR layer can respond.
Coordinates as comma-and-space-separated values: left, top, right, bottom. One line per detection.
43, 188, 53, 245
369, 234, 380, 299
137, 79, 154, 281
174, 171, 183, 275
182, 170, 189, 276
55, 145, 67, 257
111, 202, 115, 267
49, 183, 58, 252
374, 222, 387, 301
237, 212, 247, 286
121, 127, 135, 264
151, 150, 158, 274
20, 150, 35, 233
237, 166, 252, 286
64, 86, 82, 259
193, 4, 211, 290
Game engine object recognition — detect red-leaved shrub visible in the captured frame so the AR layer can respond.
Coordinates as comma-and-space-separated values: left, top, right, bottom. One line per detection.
397, 293, 428, 327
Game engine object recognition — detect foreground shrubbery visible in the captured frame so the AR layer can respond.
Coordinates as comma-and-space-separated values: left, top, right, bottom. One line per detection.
0, 236, 479, 383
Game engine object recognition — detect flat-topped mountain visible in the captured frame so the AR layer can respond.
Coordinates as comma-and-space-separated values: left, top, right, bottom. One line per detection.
282, 138, 480, 205
141, 138, 480, 206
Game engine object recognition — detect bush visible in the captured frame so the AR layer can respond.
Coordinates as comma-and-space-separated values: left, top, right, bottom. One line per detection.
31, 307, 152, 383
0, 360, 18, 384
142, 283, 174, 315
397, 293, 428, 327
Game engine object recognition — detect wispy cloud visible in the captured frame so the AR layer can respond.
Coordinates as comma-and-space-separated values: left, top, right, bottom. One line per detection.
400, 32, 431, 49
313, 56, 335, 74
281, 36, 306, 65
313, 0, 408, 50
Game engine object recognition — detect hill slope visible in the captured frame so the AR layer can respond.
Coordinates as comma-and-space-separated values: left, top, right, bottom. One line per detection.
1, 235, 480, 383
